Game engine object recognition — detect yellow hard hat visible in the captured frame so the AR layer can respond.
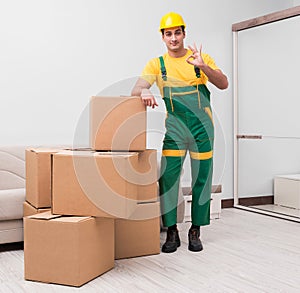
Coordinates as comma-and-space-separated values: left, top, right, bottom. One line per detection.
159, 12, 186, 32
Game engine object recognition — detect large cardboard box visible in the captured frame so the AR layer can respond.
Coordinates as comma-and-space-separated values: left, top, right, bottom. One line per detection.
23, 201, 50, 217
115, 202, 160, 259
26, 148, 64, 208
24, 211, 114, 287
52, 151, 139, 218
134, 149, 158, 202
90, 96, 146, 151
274, 174, 300, 209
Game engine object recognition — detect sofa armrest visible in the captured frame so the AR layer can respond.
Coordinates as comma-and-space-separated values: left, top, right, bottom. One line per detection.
0, 188, 25, 221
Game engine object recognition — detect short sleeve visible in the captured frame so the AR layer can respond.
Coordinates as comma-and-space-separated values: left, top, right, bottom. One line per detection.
141, 58, 160, 86
202, 53, 220, 70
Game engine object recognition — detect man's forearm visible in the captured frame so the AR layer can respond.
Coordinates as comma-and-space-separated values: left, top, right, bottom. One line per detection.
131, 86, 143, 96
199, 65, 228, 90
131, 78, 158, 108
131, 78, 152, 96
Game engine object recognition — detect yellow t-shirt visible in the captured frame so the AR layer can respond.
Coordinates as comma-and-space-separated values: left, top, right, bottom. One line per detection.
141, 49, 219, 95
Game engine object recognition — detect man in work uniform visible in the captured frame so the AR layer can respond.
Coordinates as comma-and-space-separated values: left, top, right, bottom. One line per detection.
131, 12, 228, 253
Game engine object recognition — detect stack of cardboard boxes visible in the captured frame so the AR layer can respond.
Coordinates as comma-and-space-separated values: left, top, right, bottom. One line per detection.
23, 96, 160, 287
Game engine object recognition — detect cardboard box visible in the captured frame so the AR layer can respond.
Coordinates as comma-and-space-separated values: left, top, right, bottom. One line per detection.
134, 149, 158, 202
24, 211, 114, 287
90, 96, 146, 151
26, 148, 64, 208
52, 151, 139, 218
274, 174, 300, 209
23, 201, 50, 217
115, 202, 160, 259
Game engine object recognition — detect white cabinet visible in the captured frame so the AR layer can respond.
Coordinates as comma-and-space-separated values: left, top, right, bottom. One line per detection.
274, 174, 300, 210
184, 193, 222, 222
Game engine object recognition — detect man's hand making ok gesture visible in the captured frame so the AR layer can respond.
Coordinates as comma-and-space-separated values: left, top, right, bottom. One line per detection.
186, 43, 205, 68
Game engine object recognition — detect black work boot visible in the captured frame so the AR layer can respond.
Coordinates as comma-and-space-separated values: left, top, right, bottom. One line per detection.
161, 228, 181, 253
188, 227, 203, 252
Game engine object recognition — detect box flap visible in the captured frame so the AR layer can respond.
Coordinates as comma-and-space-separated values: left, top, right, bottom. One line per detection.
53, 150, 96, 158
27, 148, 63, 154
94, 152, 138, 158
51, 216, 91, 223
64, 147, 93, 151
27, 211, 61, 220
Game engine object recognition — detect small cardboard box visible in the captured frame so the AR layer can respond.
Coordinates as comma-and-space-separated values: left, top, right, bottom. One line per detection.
274, 174, 300, 209
23, 201, 50, 217
115, 202, 160, 259
90, 96, 146, 151
24, 211, 114, 287
25, 148, 65, 208
52, 151, 139, 218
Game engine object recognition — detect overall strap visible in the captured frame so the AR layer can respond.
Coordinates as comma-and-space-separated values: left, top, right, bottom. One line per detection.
194, 66, 201, 78
159, 56, 200, 80
159, 56, 167, 81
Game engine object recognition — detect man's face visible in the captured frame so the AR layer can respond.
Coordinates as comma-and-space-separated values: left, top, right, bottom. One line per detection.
162, 26, 185, 52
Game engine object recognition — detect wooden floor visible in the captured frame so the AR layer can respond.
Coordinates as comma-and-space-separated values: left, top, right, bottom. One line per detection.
0, 208, 300, 292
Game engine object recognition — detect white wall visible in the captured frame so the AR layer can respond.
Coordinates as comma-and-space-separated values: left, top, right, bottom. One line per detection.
0, 0, 293, 199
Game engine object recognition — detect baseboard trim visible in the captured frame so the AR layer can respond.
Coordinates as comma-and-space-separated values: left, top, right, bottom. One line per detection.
182, 186, 274, 210
222, 199, 234, 209
222, 196, 274, 209
240, 195, 274, 206
0, 241, 23, 252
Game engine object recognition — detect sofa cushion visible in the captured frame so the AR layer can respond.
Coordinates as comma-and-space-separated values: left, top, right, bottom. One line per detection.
0, 219, 24, 244
0, 188, 25, 220
0, 146, 25, 190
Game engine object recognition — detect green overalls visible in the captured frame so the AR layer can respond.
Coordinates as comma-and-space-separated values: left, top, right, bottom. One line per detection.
158, 56, 214, 227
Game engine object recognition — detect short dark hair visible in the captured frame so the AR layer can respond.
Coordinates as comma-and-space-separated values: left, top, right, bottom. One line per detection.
161, 25, 185, 35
